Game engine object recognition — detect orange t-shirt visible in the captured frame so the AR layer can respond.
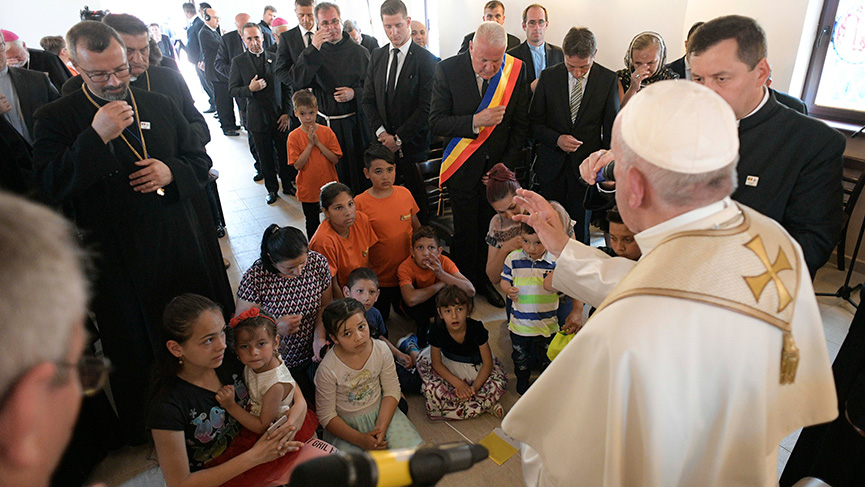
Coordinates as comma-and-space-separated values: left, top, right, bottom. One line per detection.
397, 254, 460, 289
288, 125, 342, 203
355, 186, 419, 287
309, 210, 379, 288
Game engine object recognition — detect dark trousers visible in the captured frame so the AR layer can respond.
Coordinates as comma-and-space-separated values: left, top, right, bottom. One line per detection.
396, 150, 430, 226
322, 115, 369, 195
289, 362, 317, 408
448, 179, 494, 284
235, 97, 259, 170
251, 127, 290, 193
510, 331, 554, 380
302, 201, 321, 240
196, 67, 214, 107
539, 167, 590, 244
376, 286, 402, 322
405, 295, 438, 348
211, 80, 237, 131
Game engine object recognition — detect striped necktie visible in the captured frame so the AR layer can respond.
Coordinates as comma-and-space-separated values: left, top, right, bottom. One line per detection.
570, 77, 582, 123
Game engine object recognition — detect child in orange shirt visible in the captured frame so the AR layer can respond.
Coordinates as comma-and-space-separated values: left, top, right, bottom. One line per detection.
397, 226, 474, 348
288, 90, 342, 240
355, 143, 420, 322
309, 182, 379, 301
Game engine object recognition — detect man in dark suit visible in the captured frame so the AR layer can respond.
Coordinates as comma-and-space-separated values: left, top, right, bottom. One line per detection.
149, 23, 175, 60
260, 5, 277, 50
2, 30, 70, 93
184, 2, 215, 112
275, 0, 316, 132
666, 21, 703, 80
531, 27, 618, 244
200, 8, 240, 136
361, 0, 437, 226
458, 1, 520, 54
430, 21, 529, 307
230, 23, 295, 204
345, 19, 380, 53
508, 4, 563, 92
0, 32, 59, 193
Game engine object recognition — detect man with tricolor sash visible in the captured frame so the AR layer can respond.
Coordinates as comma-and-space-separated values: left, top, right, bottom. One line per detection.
502, 81, 837, 486
429, 21, 529, 307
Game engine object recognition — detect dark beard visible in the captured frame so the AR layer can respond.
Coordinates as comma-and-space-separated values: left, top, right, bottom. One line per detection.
99, 85, 129, 101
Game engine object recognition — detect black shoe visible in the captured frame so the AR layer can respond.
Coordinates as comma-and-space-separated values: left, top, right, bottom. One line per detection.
282, 185, 296, 196
215, 224, 226, 238
516, 376, 530, 395
203, 106, 217, 113
479, 281, 506, 308
223, 129, 239, 136
266, 192, 278, 205
252, 172, 264, 182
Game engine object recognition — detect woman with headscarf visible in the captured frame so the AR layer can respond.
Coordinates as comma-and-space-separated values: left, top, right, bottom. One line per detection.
617, 31, 678, 107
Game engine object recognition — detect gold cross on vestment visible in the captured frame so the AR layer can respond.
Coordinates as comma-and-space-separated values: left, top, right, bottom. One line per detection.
743, 235, 793, 312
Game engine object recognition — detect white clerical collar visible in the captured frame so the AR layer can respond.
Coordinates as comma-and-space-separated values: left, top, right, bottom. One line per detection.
389, 39, 411, 56
738, 86, 769, 125
528, 42, 545, 53
634, 197, 742, 256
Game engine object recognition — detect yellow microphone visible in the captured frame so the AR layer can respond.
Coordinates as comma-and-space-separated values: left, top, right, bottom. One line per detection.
288, 442, 489, 487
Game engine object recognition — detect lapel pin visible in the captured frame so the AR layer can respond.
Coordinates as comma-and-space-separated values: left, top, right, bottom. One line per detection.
140, 121, 151, 130
746, 175, 759, 187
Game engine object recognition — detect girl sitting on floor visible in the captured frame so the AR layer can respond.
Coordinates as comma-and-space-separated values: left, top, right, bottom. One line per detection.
314, 298, 423, 452
416, 286, 508, 420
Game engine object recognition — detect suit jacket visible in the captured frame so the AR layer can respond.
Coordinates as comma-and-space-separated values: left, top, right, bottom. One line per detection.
26, 48, 70, 93
667, 55, 686, 79
186, 17, 205, 63
259, 21, 275, 50
156, 34, 175, 60
228, 50, 288, 132
216, 30, 245, 79
61, 66, 210, 146
199, 26, 227, 83
0, 116, 32, 195
508, 41, 564, 84
771, 87, 808, 115
8, 66, 60, 139
429, 51, 529, 190
361, 42, 438, 157
274, 27, 308, 91
361, 34, 380, 53
530, 62, 619, 183
458, 32, 520, 54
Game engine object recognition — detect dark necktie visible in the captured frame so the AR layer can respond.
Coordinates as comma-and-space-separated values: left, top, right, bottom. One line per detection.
387, 48, 399, 98
305, 31, 312, 47
481, 78, 489, 97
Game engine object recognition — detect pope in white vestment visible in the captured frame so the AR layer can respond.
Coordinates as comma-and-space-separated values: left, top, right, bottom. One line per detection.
501, 81, 837, 487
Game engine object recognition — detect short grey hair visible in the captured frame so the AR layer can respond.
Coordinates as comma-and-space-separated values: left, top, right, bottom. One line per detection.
474, 21, 506, 48
343, 19, 359, 33
315, 2, 340, 21
0, 192, 89, 398
66, 20, 125, 64
614, 121, 738, 208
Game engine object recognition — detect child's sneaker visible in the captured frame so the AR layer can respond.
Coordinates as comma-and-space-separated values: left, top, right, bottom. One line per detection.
397, 334, 420, 354
490, 402, 505, 419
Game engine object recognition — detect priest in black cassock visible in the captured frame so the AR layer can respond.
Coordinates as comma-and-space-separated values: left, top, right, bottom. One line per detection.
32, 21, 232, 444
289, 1, 370, 193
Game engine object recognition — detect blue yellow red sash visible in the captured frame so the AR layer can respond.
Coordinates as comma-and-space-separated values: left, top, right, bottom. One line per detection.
439, 54, 523, 185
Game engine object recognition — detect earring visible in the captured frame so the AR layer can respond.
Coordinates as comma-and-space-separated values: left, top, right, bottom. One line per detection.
179, 356, 184, 365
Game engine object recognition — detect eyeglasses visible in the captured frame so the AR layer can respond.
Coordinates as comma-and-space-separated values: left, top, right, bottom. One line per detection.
56, 355, 112, 397
319, 18, 341, 27
80, 66, 131, 83
526, 20, 547, 28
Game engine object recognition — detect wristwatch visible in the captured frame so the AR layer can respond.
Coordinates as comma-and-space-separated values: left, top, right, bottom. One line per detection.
393, 134, 404, 158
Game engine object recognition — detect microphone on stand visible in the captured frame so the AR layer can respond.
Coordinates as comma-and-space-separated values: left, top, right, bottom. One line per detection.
288, 443, 489, 487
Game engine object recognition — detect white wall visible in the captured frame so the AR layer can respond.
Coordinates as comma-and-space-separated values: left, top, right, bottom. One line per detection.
4, 0, 821, 93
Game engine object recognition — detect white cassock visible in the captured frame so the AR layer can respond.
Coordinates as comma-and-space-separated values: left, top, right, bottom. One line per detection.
502, 197, 837, 487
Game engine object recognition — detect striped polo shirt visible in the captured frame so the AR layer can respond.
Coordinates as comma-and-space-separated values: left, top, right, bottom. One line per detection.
501, 249, 559, 337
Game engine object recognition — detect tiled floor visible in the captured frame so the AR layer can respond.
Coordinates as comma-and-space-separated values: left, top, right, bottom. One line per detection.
84, 71, 860, 486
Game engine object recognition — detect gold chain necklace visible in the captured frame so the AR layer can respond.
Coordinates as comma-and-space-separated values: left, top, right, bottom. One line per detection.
81, 83, 165, 196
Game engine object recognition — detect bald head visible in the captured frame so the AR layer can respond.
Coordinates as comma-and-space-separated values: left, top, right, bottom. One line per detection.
410, 20, 427, 47
235, 13, 250, 30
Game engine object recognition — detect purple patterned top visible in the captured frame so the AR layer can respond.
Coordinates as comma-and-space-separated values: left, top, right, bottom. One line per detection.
237, 251, 331, 368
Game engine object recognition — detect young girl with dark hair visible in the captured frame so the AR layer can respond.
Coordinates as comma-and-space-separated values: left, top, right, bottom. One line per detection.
148, 294, 300, 487
309, 182, 379, 300
236, 225, 333, 404
314, 299, 423, 452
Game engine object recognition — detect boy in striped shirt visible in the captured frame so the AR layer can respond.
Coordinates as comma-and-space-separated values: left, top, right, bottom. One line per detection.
500, 222, 560, 395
